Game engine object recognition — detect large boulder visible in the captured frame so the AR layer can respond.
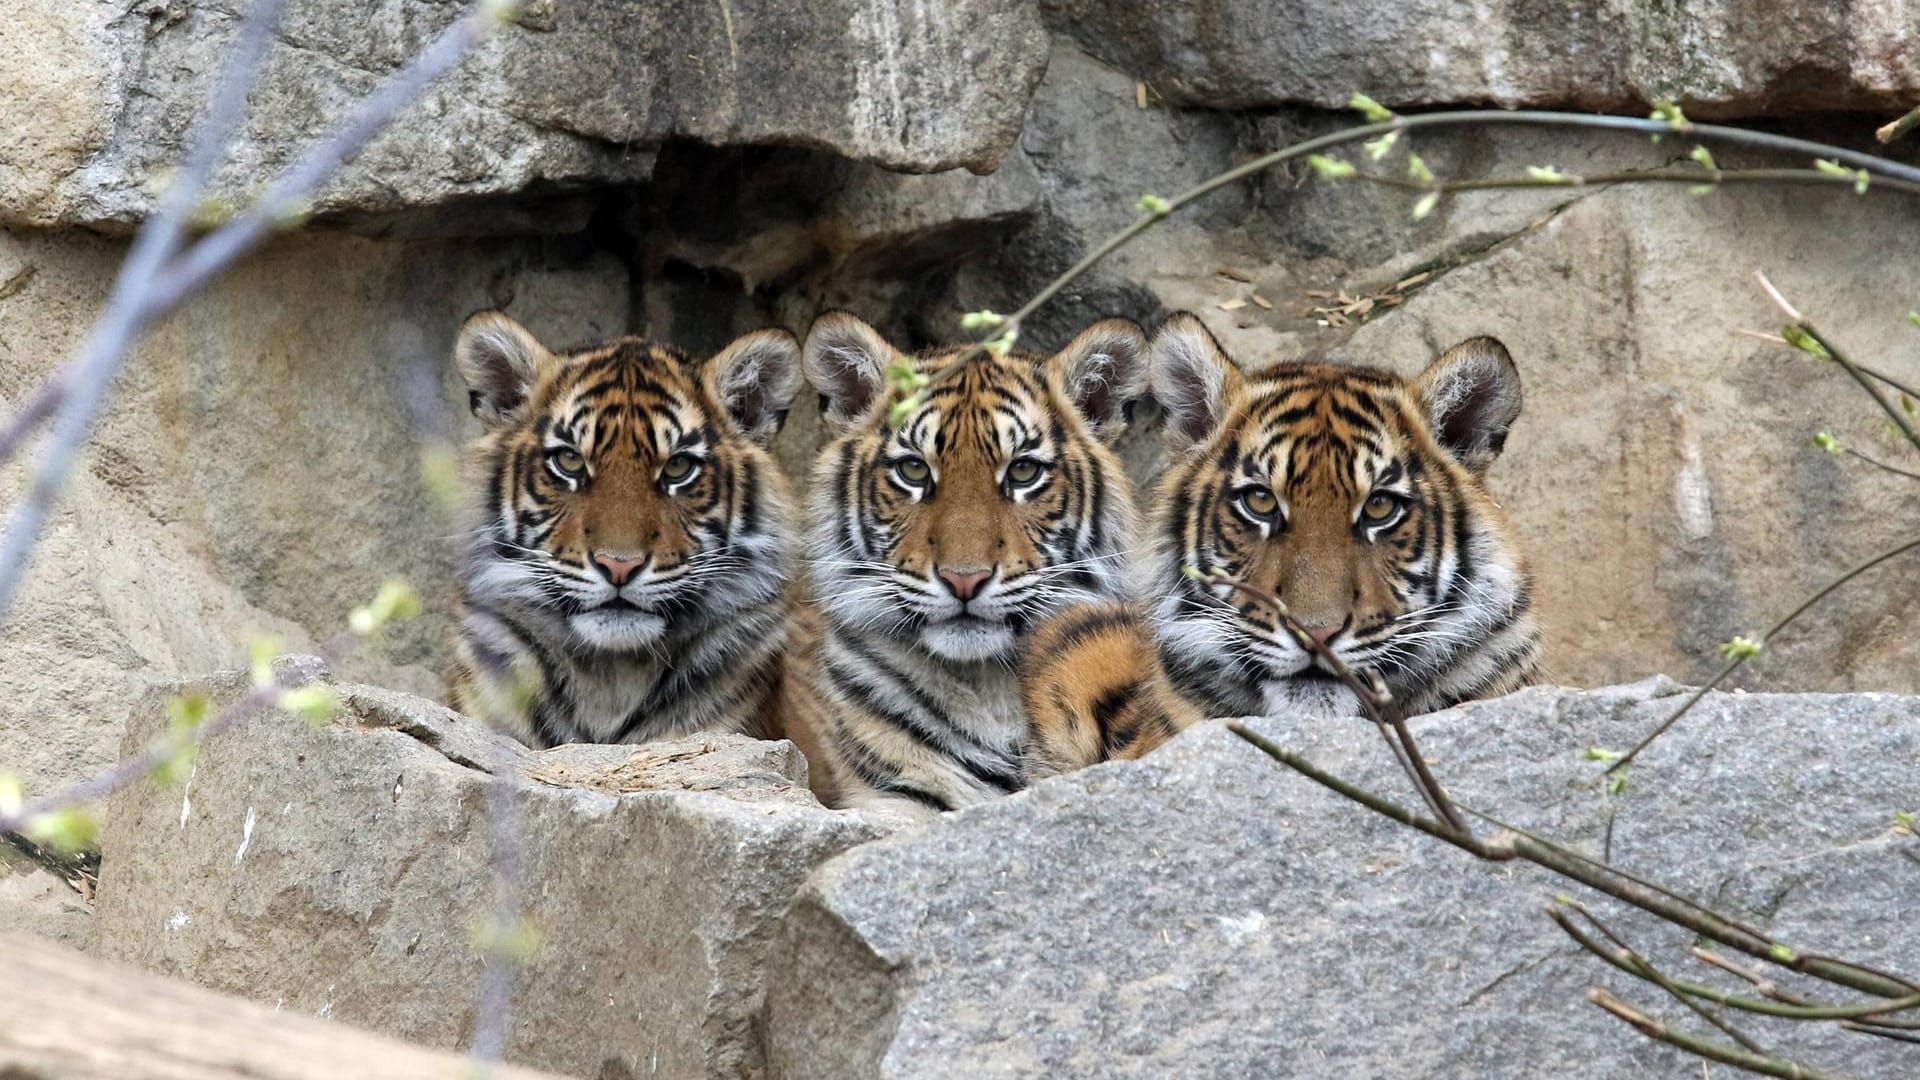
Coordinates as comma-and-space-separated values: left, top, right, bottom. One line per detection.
1045, 0, 1920, 116
765, 679, 1920, 1078
0, 0, 1049, 229
92, 659, 887, 1079
86, 667, 1918, 1077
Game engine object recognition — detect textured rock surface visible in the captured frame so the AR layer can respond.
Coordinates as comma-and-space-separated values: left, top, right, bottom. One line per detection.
662, 43, 1920, 696
0, 0, 1048, 229
1045, 0, 1920, 116
766, 680, 1920, 1078
93, 659, 886, 1079
0, 226, 624, 793
0, 844, 93, 951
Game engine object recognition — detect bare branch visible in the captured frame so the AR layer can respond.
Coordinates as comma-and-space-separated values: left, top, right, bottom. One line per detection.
1551, 902, 1766, 1053
0, 378, 65, 466
1609, 533, 1920, 772
1587, 989, 1852, 1080
152, 4, 522, 311
898, 109, 1920, 413
1877, 105, 1920, 145
1196, 569, 1471, 836
1355, 165, 1920, 198
1229, 724, 1920, 1001
1842, 447, 1920, 482
1554, 906, 1920, 1025
1756, 271, 1920, 456
0, 0, 516, 626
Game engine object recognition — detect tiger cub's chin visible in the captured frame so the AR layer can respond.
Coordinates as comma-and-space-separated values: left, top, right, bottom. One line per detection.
1260, 676, 1365, 721
567, 608, 669, 652
919, 618, 1018, 663
444, 310, 804, 750
1019, 312, 1543, 778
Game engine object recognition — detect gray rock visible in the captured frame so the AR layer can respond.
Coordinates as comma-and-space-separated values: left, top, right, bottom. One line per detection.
1045, 0, 1920, 116
92, 659, 888, 1080
0, 225, 626, 795
0, 842, 93, 951
765, 679, 1920, 1078
1, 0, 1048, 229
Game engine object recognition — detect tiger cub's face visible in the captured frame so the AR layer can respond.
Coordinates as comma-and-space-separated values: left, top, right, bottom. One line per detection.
801, 312, 1148, 664
454, 311, 801, 653
1148, 312, 1538, 718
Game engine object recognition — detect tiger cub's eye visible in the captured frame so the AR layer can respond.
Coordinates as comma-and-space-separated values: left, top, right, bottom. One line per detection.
1363, 492, 1402, 522
895, 457, 932, 485
549, 448, 586, 476
1239, 486, 1279, 518
1007, 458, 1045, 486
661, 453, 699, 483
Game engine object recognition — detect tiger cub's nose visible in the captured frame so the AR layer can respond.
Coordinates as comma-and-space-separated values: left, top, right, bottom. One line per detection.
592, 552, 648, 587
936, 566, 993, 601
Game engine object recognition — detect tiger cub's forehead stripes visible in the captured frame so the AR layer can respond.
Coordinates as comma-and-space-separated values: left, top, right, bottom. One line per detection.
1231, 365, 1421, 498
535, 344, 710, 455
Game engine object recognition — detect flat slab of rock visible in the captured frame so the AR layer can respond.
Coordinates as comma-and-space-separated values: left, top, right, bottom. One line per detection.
0, 932, 564, 1080
1047, 0, 1920, 116
766, 679, 1920, 1078
94, 659, 886, 1080
3, 0, 1047, 228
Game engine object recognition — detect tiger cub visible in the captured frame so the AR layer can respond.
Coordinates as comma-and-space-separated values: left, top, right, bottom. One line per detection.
446, 310, 803, 748
783, 312, 1149, 818
1022, 311, 1541, 778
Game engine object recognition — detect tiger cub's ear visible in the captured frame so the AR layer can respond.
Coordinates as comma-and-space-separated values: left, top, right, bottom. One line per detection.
707, 328, 802, 445
802, 311, 897, 429
1051, 318, 1150, 440
1149, 312, 1244, 449
455, 310, 548, 428
1414, 336, 1522, 474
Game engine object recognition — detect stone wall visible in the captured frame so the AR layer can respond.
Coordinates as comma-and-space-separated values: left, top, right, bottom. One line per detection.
92, 666, 1920, 1078
3, 2, 1917, 808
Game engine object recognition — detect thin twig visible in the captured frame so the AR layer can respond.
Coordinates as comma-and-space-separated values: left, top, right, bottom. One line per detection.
1878, 105, 1920, 145
0, 378, 66, 466
0, 0, 517, 626
1356, 165, 1920, 198
0, 636, 348, 836
0, 0, 287, 625
1692, 949, 1920, 1029
1733, 328, 1920, 402
1842, 1022, 1920, 1044
1228, 723, 1920, 1001
1552, 903, 1766, 1053
1555, 906, 1920, 1027
1842, 447, 1920, 481
151, 4, 521, 311
1608, 533, 1920, 773
1588, 989, 1851, 1080
1756, 271, 1920, 455
901, 108, 1920, 408
1463, 804, 1920, 1001
470, 743, 526, 1065
1196, 569, 1471, 836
